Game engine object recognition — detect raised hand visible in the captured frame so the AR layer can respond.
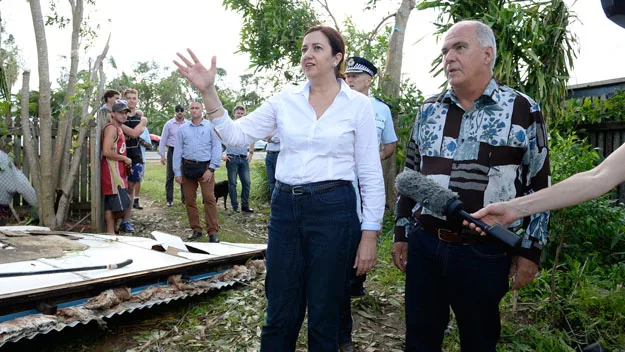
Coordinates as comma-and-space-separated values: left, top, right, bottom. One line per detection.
174, 49, 217, 93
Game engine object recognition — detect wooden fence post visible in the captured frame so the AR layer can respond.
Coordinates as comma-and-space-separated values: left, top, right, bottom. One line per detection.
90, 109, 107, 233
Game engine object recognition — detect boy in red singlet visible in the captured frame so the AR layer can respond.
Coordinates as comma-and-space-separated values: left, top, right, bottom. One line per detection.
101, 101, 133, 234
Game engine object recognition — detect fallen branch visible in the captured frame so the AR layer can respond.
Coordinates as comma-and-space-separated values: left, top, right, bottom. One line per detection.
8, 204, 20, 222
67, 212, 91, 231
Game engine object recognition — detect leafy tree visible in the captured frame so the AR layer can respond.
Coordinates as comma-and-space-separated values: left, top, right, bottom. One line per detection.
223, 0, 319, 83
0, 13, 22, 151
21, 0, 109, 228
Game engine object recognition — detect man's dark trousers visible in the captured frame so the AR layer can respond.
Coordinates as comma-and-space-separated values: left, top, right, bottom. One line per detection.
265, 151, 279, 196
226, 155, 251, 210
405, 226, 511, 352
166, 146, 185, 204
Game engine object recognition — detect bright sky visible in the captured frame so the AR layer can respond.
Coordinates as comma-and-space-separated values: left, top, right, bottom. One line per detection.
2, 0, 625, 97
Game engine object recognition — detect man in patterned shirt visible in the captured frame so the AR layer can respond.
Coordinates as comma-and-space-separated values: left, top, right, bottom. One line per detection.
392, 20, 550, 351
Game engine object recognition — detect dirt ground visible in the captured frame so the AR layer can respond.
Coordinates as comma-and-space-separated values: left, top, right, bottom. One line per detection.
5, 193, 406, 352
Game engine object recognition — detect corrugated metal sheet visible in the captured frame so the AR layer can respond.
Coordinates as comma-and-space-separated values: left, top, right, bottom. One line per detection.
0, 265, 263, 347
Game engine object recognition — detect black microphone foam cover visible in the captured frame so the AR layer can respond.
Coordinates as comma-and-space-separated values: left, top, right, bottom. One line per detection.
395, 169, 459, 216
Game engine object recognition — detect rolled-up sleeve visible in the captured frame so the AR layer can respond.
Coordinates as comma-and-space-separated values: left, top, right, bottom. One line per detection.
354, 100, 385, 231
213, 98, 278, 147
381, 105, 398, 144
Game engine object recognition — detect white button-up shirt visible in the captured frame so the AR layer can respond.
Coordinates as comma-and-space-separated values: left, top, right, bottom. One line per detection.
212, 80, 384, 231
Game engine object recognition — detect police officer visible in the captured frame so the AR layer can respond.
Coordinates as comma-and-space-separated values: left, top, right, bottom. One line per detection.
345, 57, 398, 160
339, 57, 399, 352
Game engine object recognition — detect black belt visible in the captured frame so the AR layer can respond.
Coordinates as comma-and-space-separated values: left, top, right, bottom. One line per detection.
420, 223, 496, 244
276, 180, 351, 195
266, 150, 279, 154
182, 158, 209, 164
227, 154, 247, 158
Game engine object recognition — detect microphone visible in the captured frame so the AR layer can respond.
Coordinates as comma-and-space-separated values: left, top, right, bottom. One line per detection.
395, 170, 521, 247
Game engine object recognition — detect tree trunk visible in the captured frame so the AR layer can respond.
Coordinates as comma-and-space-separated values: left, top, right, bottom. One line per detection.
53, 0, 83, 196
380, 0, 415, 209
20, 71, 42, 220
55, 35, 110, 227
29, 0, 56, 228
91, 64, 108, 232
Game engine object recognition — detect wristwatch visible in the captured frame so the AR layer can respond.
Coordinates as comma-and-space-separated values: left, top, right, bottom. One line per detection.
208, 167, 215, 173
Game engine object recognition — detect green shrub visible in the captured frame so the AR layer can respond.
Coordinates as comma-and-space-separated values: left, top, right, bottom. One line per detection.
546, 132, 625, 265
503, 260, 625, 350
550, 89, 625, 135
250, 161, 269, 202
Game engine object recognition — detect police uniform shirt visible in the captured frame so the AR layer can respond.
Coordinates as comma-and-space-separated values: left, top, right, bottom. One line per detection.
371, 97, 398, 146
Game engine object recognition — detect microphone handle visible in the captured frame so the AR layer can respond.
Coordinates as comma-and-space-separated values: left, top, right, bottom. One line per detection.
456, 209, 521, 247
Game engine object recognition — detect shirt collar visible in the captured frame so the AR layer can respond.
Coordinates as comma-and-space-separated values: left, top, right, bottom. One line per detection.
444, 77, 501, 106
189, 118, 209, 127
297, 79, 354, 100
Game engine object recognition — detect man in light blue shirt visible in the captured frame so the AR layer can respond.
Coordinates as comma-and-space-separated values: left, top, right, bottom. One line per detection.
222, 105, 255, 213
173, 101, 222, 242
160, 104, 188, 206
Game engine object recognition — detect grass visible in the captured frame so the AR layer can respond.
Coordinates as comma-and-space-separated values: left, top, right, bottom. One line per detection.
140, 160, 229, 206
140, 161, 268, 244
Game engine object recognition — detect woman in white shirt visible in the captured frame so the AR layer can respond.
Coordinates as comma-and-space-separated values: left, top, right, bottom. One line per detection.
175, 25, 384, 352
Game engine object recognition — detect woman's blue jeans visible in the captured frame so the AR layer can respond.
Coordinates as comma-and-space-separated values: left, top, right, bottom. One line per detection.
260, 181, 361, 352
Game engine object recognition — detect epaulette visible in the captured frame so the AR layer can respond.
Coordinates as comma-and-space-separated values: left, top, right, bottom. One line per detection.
372, 97, 392, 109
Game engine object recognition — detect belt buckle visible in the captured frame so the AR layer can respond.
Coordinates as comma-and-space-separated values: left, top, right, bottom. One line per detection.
291, 186, 304, 195
437, 228, 456, 243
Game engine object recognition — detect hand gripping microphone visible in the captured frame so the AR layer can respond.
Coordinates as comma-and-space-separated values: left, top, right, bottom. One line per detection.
395, 170, 521, 247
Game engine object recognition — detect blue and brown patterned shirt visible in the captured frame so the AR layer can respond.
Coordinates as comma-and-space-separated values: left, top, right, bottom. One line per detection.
395, 78, 550, 262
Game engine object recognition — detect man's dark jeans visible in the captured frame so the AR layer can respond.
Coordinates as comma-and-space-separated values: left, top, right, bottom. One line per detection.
226, 155, 250, 210
265, 151, 279, 196
405, 226, 511, 352
166, 146, 184, 203
260, 182, 361, 352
